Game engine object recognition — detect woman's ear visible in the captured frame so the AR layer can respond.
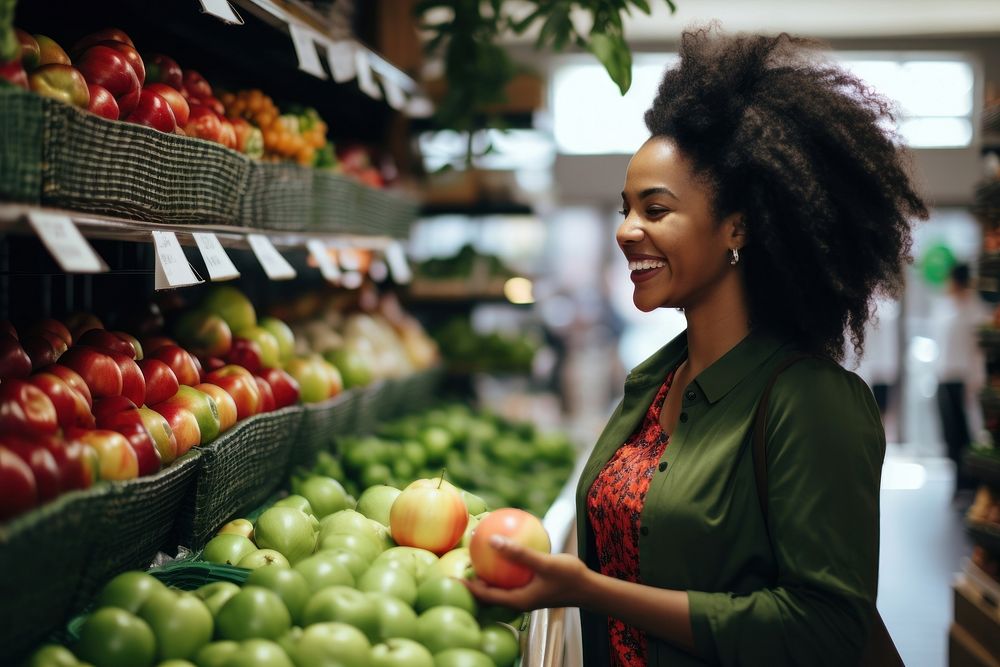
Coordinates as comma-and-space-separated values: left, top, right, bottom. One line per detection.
725, 213, 747, 249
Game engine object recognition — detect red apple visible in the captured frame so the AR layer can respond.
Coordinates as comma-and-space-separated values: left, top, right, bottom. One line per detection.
158, 386, 220, 444
71, 28, 134, 55
112, 331, 143, 360
389, 482, 469, 556
43, 436, 95, 491
116, 422, 161, 476
150, 403, 200, 456
173, 310, 232, 358
62, 312, 103, 341
261, 368, 299, 409
201, 95, 225, 116
217, 115, 237, 150
470, 508, 552, 588
16, 29, 40, 70
0, 58, 28, 89
27, 372, 79, 431
143, 53, 182, 90
137, 358, 179, 405
145, 82, 189, 126
0, 380, 58, 437
205, 365, 260, 419
105, 351, 145, 406
42, 364, 93, 408
254, 376, 275, 413
137, 406, 178, 465
148, 345, 200, 386
200, 356, 225, 374
1, 436, 63, 502
193, 383, 237, 432
59, 346, 123, 398
184, 104, 223, 143
33, 34, 70, 67
0, 445, 38, 520
182, 69, 212, 100
0, 333, 31, 379
93, 395, 143, 431
68, 428, 138, 481
75, 44, 140, 118
230, 117, 264, 158
126, 88, 176, 133
21, 335, 59, 371
28, 319, 72, 346
87, 83, 119, 119
78, 329, 136, 358
96, 40, 144, 86
225, 337, 263, 375
28, 63, 90, 107
141, 335, 176, 355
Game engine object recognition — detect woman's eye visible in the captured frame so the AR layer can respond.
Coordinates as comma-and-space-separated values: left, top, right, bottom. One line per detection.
647, 208, 670, 216
618, 209, 628, 216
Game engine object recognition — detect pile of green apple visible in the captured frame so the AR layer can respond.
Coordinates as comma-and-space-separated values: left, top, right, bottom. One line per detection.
330, 404, 576, 518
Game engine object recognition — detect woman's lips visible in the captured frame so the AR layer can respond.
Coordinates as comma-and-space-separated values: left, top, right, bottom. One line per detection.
630, 265, 664, 284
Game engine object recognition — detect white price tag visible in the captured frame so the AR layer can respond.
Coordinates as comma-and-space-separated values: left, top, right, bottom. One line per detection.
354, 49, 382, 99
198, 0, 243, 24
384, 241, 412, 284
289, 23, 327, 79
193, 232, 240, 281
152, 231, 203, 290
306, 239, 342, 283
326, 41, 357, 83
382, 77, 407, 111
28, 212, 107, 273
248, 234, 296, 280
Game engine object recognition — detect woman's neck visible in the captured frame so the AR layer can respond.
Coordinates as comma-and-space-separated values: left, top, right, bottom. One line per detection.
682, 287, 751, 378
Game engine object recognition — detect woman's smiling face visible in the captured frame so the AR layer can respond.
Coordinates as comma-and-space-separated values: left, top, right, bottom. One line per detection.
616, 136, 742, 313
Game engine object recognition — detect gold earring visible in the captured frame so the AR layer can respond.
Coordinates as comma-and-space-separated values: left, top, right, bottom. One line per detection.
730, 248, 740, 265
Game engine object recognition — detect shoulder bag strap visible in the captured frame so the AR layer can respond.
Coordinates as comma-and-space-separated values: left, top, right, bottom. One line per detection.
750, 353, 905, 667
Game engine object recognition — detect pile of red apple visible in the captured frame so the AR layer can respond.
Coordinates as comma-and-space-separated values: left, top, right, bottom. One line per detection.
6, 26, 254, 150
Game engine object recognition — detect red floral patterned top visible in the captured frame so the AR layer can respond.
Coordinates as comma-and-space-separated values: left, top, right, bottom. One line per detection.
586, 371, 675, 667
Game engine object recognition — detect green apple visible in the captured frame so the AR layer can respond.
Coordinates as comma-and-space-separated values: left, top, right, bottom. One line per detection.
356, 485, 401, 526
373, 547, 439, 582
173, 385, 221, 444
260, 317, 296, 364
238, 549, 290, 570
361, 463, 393, 488
219, 639, 292, 667
319, 509, 376, 540
217, 518, 254, 540
314, 548, 369, 579
415, 575, 477, 615
245, 566, 311, 626
460, 491, 488, 515
302, 586, 379, 643
254, 507, 318, 565
284, 356, 332, 403
460, 515, 481, 549
292, 476, 352, 518
358, 565, 418, 606
203, 534, 257, 566
272, 494, 315, 516
323, 347, 373, 388
193, 581, 241, 617
287, 622, 371, 667
202, 286, 257, 332
96, 571, 168, 614
318, 531, 383, 563
416, 606, 482, 654
480, 623, 520, 667
173, 310, 233, 358
293, 553, 355, 593
75, 607, 156, 667
434, 648, 494, 667
193, 641, 240, 667
420, 427, 453, 462
24, 644, 80, 667
365, 592, 420, 642
401, 441, 428, 469
428, 548, 472, 581
237, 326, 280, 369
138, 589, 214, 661
215, 587, 292, 641
371, 638, 433, 667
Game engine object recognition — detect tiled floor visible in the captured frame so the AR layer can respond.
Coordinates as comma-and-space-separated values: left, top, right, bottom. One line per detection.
879, 452, 971, 667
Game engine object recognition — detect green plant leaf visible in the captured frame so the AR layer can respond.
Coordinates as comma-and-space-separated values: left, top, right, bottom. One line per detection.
589, 31, 632, 94
631, 0, 652, 12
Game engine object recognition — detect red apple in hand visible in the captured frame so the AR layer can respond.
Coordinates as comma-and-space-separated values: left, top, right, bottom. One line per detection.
262, 368, 300, 409
68, 428, 138, 481
27, 373, 80, 431
145, 82, 189, 126
116, 422, 161, 476
254, 376, 276, 413
78, 329, 136, 358
148, 345, 200, 386
87, 83, 119, 120
126, 89, 176, 133
137, 358, 179, 405
59, 346, 123, 398
137, 406, 178, 465
72, 28, 134, 55
75, 45, 140, 118
42, 364, 93, 408
150, 403, 200, 456
1, 436, 63, 502
0, 334, 31, 379
0, 445, 38, 520
184, 104, 223, 143
0, 380, 59, 437
144, 53, 182, 90
470, 508, 552, 588
182, 69, 212, 100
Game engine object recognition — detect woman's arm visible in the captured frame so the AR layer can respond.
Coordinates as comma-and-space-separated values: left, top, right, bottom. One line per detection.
464, 536, 697, 655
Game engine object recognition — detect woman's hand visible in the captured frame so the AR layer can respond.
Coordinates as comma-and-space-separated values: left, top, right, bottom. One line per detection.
463, 535, 591, 611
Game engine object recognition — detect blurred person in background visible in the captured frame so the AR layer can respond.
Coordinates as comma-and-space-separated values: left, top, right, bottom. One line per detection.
934, 262, 986, 500
467, 27, 926, 666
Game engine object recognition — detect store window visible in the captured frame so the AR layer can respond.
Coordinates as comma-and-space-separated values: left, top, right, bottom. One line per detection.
552, 53, 975, 153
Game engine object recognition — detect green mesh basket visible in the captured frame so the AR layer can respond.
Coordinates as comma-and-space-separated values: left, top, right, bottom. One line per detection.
75, 451, 202, 609
312, 171, 360, 231
176, 405, 303, 550
0, 484, 112, 664
240, 161, 313, 230
355, 186, 419, 238
291, 391, 359, 472
352, 380, 389, 435
0, 87, 43, 203
41, 98, 250, 224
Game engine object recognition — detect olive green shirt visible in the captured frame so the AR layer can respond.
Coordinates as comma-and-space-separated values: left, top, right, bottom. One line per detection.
575, 330, 884, 666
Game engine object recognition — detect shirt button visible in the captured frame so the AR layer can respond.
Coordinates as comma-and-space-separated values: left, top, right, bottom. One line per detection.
679, 412, 689, 423
658, 461, 668, 472
640, 526, 649, 536
685, 390, 696, 401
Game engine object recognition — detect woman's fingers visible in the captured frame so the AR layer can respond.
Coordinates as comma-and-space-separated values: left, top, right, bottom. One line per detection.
487, 535, 549, 571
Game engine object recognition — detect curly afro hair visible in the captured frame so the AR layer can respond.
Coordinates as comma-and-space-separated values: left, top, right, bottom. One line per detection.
644, 27, 928, 361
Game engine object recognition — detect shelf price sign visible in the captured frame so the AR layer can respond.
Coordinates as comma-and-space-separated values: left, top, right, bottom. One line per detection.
289, 23, 327, 79
198, 0, 243, 24
193, 232, 240, 281
27, 211, 108, 273
326, 41, 357, 83
152, 231, 203, 290
354, 49, 382, 99
385, 241, 412, 284
248, 234, 296, 280
306, 239, 341, 283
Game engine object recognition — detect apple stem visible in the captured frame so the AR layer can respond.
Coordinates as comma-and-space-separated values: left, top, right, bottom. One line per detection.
438, 468, 447, 489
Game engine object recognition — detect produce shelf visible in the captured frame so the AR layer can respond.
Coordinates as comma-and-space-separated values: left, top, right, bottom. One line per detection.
965, 449, 1000, 487
967, 520, 1000, 556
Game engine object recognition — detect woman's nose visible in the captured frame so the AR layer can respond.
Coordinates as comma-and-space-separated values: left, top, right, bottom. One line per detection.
616, 217, 643, 246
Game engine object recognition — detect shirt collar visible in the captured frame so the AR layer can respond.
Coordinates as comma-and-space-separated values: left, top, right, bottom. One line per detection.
624, 328, 790, 404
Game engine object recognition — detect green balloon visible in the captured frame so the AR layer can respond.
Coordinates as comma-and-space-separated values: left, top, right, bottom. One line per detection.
920, 243, 956, 286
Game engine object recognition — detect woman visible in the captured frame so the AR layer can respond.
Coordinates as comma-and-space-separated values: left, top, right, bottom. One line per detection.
466, 28, 927, 666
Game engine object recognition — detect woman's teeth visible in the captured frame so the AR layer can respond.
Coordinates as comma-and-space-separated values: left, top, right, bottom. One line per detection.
628, 259, 666, 271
